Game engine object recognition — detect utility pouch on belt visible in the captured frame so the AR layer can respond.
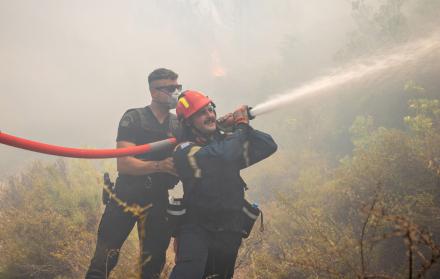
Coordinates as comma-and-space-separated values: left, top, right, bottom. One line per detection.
241, 200, 264, 238
167, 197, 186, 237
102, 172, 115, 205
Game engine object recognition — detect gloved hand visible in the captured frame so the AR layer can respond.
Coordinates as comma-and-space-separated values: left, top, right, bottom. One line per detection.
232, 105, 250, 125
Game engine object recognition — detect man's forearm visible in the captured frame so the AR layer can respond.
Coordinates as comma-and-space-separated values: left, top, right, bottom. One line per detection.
116, 141, 158, 175
116, 141, 177, 176
117, 156, 158, 175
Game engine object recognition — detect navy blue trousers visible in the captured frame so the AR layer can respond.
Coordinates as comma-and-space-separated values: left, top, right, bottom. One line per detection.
169, 224, 242, 279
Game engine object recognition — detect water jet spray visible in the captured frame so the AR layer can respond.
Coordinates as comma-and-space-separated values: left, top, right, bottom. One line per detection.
250, 35, 440, 117
1, 35, 439, 158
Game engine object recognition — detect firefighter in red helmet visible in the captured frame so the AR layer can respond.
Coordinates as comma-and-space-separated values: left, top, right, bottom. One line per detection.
170, 90, 277, 279
176, 90, 213, 119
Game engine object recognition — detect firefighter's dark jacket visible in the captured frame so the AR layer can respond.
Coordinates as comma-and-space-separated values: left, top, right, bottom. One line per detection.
173, 124, 277, 231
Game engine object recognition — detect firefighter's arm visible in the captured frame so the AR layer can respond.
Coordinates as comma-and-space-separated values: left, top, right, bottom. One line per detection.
116, 141, 177, 176
202, 125, 251, 163
242, 129, 277, 168
173, 132, 250, 179
174, 140, 236, 179
174, 128, 251, 173
229, 105, 277, 168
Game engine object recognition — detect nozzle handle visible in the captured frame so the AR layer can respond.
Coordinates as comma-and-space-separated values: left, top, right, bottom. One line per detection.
247, 106, 255, 120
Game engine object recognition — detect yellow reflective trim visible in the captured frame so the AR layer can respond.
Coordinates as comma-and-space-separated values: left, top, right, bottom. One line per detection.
187, 146, 202, 178
243, 141, 250, 167
179, 97, 190, 108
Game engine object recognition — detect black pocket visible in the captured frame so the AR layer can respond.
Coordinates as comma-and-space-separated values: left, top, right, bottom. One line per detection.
241, 200, 261, 238
167, 197, 186, 237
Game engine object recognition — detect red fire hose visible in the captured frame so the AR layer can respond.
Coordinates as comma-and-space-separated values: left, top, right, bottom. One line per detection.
0, 131, 177, 159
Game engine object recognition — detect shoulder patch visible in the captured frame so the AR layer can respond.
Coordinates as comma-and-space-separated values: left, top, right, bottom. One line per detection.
119, 115, 133, 127
119, 109, 139, 128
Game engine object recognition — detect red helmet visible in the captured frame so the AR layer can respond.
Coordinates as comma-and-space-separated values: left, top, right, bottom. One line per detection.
176, 90, 213, 120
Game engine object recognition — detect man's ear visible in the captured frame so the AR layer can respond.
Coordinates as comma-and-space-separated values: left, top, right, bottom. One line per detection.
150, 88, 158, 98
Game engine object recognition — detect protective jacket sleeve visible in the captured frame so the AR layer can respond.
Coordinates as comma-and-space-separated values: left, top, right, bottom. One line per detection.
173, 125, 277, 179
242, 126, 278, 168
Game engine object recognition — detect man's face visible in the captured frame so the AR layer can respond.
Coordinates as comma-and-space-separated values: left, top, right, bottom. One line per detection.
150, 79, 182, 108
190, 104, 217, 135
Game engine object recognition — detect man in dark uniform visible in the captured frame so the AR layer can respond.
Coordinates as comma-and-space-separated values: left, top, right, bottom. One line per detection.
169, 90, 277, 279
86, 68, 181, 279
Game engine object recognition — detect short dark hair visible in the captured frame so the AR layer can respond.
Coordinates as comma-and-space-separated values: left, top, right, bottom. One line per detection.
148, 68, 178, 85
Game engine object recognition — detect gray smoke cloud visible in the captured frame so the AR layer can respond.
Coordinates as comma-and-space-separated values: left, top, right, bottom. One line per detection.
0, 0, 359, 175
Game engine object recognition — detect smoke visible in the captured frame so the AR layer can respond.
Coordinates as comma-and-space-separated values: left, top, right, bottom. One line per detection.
176, 0, 225, 26
1, 0, 439, 175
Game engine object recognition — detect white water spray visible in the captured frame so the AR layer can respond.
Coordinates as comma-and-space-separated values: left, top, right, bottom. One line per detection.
250, 35, 440, 117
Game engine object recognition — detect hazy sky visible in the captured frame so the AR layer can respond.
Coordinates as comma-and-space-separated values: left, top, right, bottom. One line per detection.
0, 0, 354, 175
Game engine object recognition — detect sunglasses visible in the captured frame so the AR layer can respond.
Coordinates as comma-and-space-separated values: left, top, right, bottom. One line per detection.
154, 84, 183, 94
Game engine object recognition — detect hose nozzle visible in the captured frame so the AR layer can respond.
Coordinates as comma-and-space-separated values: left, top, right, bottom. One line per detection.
247, 106, 256, 120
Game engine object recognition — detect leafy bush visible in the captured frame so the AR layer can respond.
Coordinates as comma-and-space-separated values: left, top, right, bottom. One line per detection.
0, 159, 141, 278
237, 95, 440, 278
